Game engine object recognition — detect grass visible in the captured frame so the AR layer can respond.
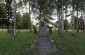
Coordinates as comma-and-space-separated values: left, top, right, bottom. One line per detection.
49, 31, 85, 55
0, 29, 85, 55
0, 30, 37, 55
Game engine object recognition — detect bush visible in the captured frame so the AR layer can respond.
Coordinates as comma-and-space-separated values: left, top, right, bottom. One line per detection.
49, 27, 52, 34
33, 26, 37, 34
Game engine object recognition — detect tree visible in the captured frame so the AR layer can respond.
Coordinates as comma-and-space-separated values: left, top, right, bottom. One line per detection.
16, 12, 22, 32
0, 3, 6, 32
48, 26, 52, 34
64, 19, 68, 32
5, 0, 17, 36
70, 0, 76, 35
31, 0, 55, 29
71, 0, 85, 34
78, 17, 84, 32
5, 0, 12, 33
54, 0, 66, 35
0, 3, 6, 18
29, 0, 32, 32
17, 0, 32, 32
33, 25, 37, 34
22, 12, 32, 30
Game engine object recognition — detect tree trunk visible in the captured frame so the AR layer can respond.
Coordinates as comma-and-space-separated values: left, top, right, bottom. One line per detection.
29, 0, 32, 32
7, 22, 10, 33
81, 10, 83, 32
76, 9, 79, 32
60, 0, 64, 36
57, 11, 61, 33
71, 0, 75, 35
72, 7, 75, 35
13, 0, 16, 36
84, 10, 85, 32
2, 23, 3, 32
65, 7, 68, 32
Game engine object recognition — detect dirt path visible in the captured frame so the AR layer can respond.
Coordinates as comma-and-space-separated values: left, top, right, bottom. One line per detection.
36, 36, 55, 55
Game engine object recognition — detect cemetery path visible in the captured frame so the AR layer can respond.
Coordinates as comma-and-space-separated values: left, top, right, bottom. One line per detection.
36, 36, 55, 55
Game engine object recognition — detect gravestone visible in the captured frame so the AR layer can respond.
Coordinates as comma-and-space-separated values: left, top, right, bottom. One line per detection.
39, 26, 48, 37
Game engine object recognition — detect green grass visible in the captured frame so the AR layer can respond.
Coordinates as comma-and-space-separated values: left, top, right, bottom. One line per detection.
49, 31, 85, 55
0, 29, 85, 55
0, 30, 36, 55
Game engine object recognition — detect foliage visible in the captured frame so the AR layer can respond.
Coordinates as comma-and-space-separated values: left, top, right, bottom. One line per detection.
71, 16, 84, 32
0, 30, 36, 55
0, 3, 6, 18
5, 0, 12, 4
30, 0, 55, 27
33, 25, 37, 34
22, 12, 32, 29
16, 12, 22, 29
48, 26, 52, 34
64, 19, 68, 32
49, 31, 85, 55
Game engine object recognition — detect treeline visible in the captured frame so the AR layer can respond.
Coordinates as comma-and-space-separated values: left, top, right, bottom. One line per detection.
63, 17, 84, 32
0, 0, 85, 35
0, 12, 32, 29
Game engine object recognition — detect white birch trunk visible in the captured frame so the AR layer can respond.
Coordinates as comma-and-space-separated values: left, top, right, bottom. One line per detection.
13, 0, 16, 36
61, 0, 64, 35
83, 11, 85, 32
